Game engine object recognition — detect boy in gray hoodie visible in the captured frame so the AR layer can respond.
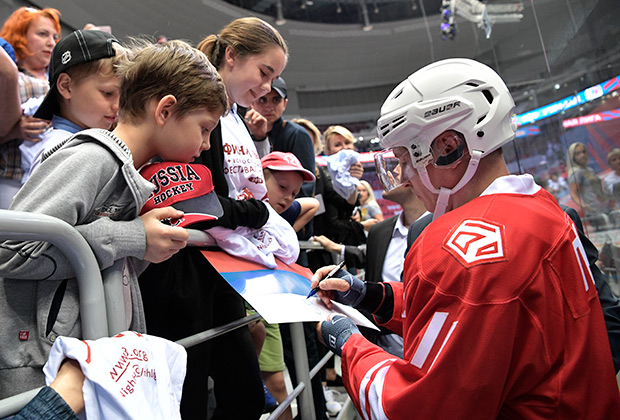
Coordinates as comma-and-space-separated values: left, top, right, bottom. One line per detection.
0, 39, 228, 398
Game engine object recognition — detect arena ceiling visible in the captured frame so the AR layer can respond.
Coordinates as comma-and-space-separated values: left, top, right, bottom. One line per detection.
3, 0, 619, 134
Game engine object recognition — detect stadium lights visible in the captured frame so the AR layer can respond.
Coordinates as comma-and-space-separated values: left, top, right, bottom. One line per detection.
441, 0, 524, 40
440, 0, 456, 40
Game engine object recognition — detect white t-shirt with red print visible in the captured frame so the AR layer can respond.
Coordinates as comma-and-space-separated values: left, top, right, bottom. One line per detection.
44, 331, 186, 420
210, 106, 299, 267
220, 105, 268, 202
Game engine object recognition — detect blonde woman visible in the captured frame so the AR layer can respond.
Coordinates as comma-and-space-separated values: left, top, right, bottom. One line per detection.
323, 124, 356, 155
604, 148, 620, 196
356, 179, 384, 230
310, 125, 365, 249
566, 141, 611, 216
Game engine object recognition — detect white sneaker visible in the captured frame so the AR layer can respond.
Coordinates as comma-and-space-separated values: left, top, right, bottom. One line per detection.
324, 387, 342, 416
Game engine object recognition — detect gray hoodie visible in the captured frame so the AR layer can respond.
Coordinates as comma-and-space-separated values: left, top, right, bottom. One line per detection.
0, 128, 155, 398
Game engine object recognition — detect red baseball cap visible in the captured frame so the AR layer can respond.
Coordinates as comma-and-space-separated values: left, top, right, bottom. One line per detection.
140, 162, 223, 227
261, 151, 315, 182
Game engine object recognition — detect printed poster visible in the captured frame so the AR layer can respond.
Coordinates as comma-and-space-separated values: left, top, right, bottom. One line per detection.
201, 250, 378, 330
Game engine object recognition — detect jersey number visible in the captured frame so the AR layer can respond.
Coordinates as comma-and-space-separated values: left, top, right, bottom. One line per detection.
570, 224, 595, 292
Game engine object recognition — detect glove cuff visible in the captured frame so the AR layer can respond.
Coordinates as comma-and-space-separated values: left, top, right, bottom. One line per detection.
321, 315, 360, 357
336, 271, 367, 307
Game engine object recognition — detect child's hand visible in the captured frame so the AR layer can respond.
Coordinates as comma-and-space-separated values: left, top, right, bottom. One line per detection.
245, 108, 268, 140
19, 115, 49, 141
141, 207, 189, 263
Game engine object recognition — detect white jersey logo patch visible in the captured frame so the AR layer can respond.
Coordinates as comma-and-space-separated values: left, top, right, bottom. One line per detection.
443, 218, 507, 267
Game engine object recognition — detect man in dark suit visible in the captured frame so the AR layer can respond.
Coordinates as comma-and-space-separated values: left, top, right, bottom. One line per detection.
365, 184, 427, 284
312, 177, 427, 281
359, 182, 427, 356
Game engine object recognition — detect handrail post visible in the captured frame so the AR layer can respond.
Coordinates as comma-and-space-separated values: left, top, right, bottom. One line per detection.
290, 322, 315, 420
101, 259, 128, 335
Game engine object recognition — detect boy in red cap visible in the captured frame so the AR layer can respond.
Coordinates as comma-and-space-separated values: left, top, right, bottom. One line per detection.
262, 151, 318, 230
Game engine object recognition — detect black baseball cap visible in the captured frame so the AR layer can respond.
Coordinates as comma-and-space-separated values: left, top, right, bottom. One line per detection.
271, 77, 287, 99
34, 30, 119, 120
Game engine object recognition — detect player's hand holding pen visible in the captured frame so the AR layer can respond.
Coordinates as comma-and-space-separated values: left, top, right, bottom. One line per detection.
308, 261, 345, 302
309, 261, 367, 310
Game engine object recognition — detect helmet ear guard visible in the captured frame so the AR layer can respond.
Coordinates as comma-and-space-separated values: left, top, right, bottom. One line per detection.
430, 130, 467, 168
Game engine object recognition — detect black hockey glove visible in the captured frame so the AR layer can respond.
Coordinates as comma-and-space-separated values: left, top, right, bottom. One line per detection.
334, 269, 367, 308
321, 315, 360, 357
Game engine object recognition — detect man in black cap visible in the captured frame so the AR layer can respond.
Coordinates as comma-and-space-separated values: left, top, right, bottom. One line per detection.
245, 76, 315, 197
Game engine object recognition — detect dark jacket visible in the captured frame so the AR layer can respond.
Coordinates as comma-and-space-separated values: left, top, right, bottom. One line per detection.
363, 215, 399, 284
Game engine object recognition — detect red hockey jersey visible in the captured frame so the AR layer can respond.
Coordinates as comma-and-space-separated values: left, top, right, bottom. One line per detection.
341, 175, 620, 419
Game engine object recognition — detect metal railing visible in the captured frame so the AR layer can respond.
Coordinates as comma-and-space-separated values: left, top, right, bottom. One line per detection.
0, 210, 353, 420
0, 210, 108, 417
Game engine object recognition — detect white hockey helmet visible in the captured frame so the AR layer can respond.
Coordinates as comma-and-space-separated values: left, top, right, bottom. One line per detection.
374, 58, 516, 218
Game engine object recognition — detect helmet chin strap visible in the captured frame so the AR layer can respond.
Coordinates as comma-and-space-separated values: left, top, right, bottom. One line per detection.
417, 150, 483, 221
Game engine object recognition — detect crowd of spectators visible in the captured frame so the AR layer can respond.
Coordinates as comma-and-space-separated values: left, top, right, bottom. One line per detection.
0, 5, 619, 420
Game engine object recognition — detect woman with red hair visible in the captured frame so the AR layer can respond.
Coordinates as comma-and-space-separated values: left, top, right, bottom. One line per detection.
0, 7, 60, 79
0, 7, 60, 208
